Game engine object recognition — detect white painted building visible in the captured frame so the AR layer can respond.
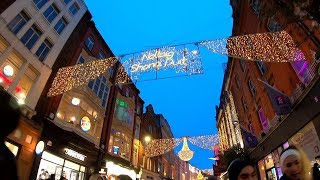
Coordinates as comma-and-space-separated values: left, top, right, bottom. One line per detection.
0, 0, 87, 112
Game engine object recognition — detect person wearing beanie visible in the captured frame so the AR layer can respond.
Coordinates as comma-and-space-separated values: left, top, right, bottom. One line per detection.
0, 87, 21, 180
227, 159, 258, 180
279, 146, 312, 180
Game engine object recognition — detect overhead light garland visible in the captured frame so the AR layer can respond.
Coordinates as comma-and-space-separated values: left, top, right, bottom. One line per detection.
200, 30, 303, 62
188, 134, 220, 150
178, 137, 194, 161
47, 31, 304, 96
47, 57, 117, 97
145, 138, 183, 157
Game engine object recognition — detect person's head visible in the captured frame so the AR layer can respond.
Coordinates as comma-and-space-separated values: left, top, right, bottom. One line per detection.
0, 87, 20, 138
280, 146, 311, 180
227, 159, 258, 180
314, 163, 319, 168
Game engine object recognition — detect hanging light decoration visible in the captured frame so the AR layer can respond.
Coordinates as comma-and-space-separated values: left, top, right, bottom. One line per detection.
47, 31, 303, 97
47, 57, 118, 97
145, 138, 183, 157
188, 134, 219, 150
178, 137, 194, 161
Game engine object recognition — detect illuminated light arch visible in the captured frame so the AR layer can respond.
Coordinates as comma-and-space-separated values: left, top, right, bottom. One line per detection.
47, 31, 304, 97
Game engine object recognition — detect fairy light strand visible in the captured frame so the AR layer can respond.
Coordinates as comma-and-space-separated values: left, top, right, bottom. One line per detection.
187, 134, 220, 150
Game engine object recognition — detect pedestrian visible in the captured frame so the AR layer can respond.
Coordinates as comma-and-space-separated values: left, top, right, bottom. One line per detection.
0, 87, 21, 180
312, 163, 320, 180
279, 145, 312, 180
227, 158, 258, 180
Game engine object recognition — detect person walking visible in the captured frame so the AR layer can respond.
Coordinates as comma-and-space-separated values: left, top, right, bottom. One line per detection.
312, 163, 320, 180
227, 158, 258, 180
0, 87, 21, 180
279, 146, 312, 180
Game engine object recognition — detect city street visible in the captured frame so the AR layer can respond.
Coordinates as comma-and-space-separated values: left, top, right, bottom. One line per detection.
0, 0, 320, 180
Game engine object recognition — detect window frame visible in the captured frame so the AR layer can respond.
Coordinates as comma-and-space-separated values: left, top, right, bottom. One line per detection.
248, 79, 256, 96
20, 24, 42, 50
54, 17, 68, 34
85, 36, 94, 51
33, 0, 49, 10
256, 61, 267, 75
35, 38, 53, 61
69, 2, 80, 15
43, 3, 60, 23
7, 10, 30, 35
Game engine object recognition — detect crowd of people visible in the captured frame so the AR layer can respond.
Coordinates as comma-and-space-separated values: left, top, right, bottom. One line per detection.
227, 145, 320, 180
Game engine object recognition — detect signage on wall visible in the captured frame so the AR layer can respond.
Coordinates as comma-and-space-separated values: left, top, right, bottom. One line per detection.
65, 148, 86, 161
35, 141, 45, 155
80, 116, 91, 132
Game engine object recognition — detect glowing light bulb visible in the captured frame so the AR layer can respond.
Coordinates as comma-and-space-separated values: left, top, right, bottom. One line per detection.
71, 97, 80, 106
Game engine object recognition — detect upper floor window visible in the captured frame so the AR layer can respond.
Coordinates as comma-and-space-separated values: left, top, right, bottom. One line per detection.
54, 17, 68, 34
63, 0, 71, 5
8, 10, 30, 35
267, 16, 282, 32
250, 0, 261, 15
0, 51, 25, 90
33, 0, 48, 9
85, 36, 94, 50
43, 4, 60, 23
239, 59, 246, 72
248, 79, 256, 96
109, 66, 114, 77
35, 39, 53, 61
258, 108, 269, 133
235, 76, 240, 89
78, 56, 85, 64
69, 2, 80, 15
292, 59, 311, 85
14, 65, 39, 103
114, 99, 134, 128
21, 24, 42, 50
256, 61, 267, 75
241, 97, 248, 112
98, 51, 106, 59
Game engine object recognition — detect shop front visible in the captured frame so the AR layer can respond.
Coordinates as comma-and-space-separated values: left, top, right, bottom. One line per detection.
31, 120, 100, 180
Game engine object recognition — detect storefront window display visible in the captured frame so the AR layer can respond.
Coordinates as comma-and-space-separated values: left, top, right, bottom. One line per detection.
36, 151, 86, 180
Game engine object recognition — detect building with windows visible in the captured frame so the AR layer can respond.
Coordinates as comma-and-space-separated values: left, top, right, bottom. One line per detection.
139, 104, 162, 180
218, 0, 320, 179
31, 8, 117, 179
0, 0, 87, 179
156, 114, 175, 180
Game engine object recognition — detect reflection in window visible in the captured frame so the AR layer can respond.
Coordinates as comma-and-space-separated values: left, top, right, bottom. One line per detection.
56, 93, 104, 145
114, 99, 134, 127
14, 65, 38, 103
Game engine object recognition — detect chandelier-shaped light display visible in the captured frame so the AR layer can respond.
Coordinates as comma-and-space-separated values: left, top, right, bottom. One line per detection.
197, 171, 204, 180
178, 137, 194, 161
145, 138, 183, 157
47, 31, 304, 97
47, 57, 118, 97
188, 134, 219, 150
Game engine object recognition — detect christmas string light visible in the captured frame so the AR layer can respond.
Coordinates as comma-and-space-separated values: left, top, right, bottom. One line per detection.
145, 137, 183, 157
187, 134, 220, 150
47, 57, 118, 97
178, 137, 194, 161
201, 31, 304, 62
47, 31, 304, 96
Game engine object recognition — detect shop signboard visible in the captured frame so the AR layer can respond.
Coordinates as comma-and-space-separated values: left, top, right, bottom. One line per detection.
289, 122, 320, 160
80, 116, 91, 132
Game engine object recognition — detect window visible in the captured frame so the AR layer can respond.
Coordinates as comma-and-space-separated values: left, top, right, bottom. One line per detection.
0, 35, 10, 55
63, 0, 71, 4
5, 141, 19, 156
109, 66, 114, 77
267, 16, 282, 32
33, 0, 48, 9
98, 51, 106, 59
85, 36, 94, 50
14, 65, 38, 102
114, 99, 134, 127
248, 79, 256, 96
8, 11, 30, 35
35, 39, 53, 61
21, 24, 42, 50
0, 50, 25, 90
43, 4, 60, 23
78, 56, 85, 64
54, 17, 68, 34
239, 59, 246, 72
235, 76, 240, 89
256, 61, 267, 75
250, 0, 260, 15
69, 3, 80, 15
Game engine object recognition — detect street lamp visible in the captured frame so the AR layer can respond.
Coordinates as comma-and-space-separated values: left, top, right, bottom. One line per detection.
144, 136, 151, 143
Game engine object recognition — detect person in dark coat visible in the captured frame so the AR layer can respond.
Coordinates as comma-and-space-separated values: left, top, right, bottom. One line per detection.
0, 87, 21, 180
312, 163, 320, 180
227, 158, 258, 180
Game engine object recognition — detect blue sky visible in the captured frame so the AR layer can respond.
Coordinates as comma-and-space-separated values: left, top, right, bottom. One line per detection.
85, 0, 233, 170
